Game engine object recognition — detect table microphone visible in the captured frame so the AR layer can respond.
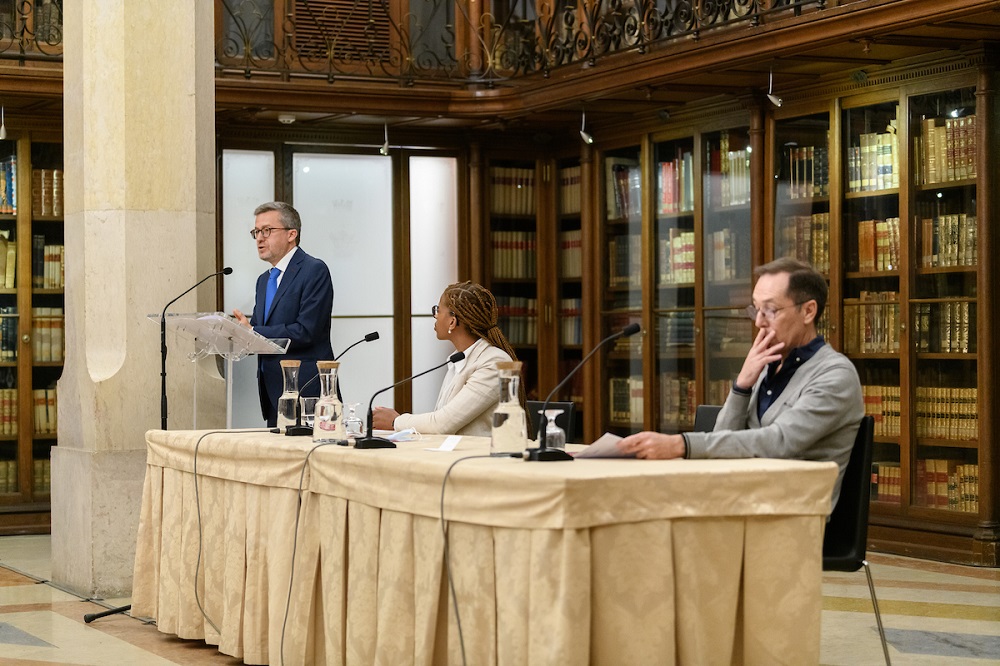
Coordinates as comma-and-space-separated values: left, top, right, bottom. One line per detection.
525, 322, 641, 462
285, 331, 381, 436
160, 267, 233, 430
355, 351, 465, 449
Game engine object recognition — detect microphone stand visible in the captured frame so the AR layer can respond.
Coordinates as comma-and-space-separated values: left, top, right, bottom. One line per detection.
160, 267, 232, 430
356, 351, 465, 449
284, 331, 380, 437
525, 323, 641, 462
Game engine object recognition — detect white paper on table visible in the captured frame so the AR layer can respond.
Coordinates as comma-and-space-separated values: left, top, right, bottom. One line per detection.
574, 432, 636, 459
425, 435, 461, 452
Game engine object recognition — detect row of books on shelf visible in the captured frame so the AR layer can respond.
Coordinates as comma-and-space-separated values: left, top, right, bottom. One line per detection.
871, 460, 978, 513
559, 299, 582, 346
33, 458, 51, 494
706, 379, 732, 407
0, 459, 51, 494
706, 315, 751, 353
559, 229, 583, 279
34, 387, 57, 435
658, 229, 695, 285
783, 144, 830, 199
862, 384, 902, 438
846, 123, 900, 193
609, 376, 643, 423
32, 237, 65, 288
489, 166, 536, 216
913, 302, 974, 354
608, 234, 641, 288
705, 228, 751, 282
0, 155, 15, 214
491, 231, 536, 279
32, 307, 64, 363
916, 114, 977, 185
606, 158, 642, 221
856, 217, 901, 272
0, 388, 17, 435
0, 459, 17, 494
656, 153, 695, 215
919, 214, 977, 268
706, 140, 750, 208
914, 386, 978, 440
32, 168, 64, 217
556, 359, 585, 405
776, 213, 831, 275
0, 306, 16, 361
842, 292, 900, 354
495, 297, 537, 346
659, 311, 695, 348
659, 373, 695, 429
0, 233, 16, 288
558, 165, 582, 215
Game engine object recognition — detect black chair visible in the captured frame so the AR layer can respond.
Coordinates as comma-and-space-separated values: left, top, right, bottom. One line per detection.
693, 404, 722, 432
526, 400, 576, 443
823, 415, 891, 665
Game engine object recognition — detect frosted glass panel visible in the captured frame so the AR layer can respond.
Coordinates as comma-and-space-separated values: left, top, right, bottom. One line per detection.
293, 153, 394, 315
409, 156, 458, 414
334, 317, 395, 411
221, 149, 275, 427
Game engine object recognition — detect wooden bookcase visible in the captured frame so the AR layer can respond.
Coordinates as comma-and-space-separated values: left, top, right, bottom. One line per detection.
0, 131, 64, 534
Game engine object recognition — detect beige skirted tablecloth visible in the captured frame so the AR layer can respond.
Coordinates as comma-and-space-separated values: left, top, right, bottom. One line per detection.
132, 429, 837, 665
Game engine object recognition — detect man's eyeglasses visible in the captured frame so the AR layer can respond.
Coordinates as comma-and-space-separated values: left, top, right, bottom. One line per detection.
745, 303, 803, 322
250, 226, 290, 240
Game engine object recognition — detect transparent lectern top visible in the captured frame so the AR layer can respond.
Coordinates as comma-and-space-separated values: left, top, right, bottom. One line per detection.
148, 311, 290, 362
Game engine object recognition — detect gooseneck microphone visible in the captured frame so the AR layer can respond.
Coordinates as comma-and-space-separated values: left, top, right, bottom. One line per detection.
356, 351, 466, 450
284, 331, 381, 437
160, 267, 233, 430
526, 322, 641, 462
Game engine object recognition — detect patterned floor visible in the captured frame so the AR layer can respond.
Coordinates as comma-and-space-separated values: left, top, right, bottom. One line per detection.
0, 535, 996, 664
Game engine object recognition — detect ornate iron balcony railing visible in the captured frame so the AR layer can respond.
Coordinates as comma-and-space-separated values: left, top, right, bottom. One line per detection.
0, 0, 63, 61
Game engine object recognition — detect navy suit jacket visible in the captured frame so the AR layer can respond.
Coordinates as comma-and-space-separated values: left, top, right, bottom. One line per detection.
250, 248, 335, 426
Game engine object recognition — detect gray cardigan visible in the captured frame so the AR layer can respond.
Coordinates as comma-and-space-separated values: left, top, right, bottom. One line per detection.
685, 343, 864, 510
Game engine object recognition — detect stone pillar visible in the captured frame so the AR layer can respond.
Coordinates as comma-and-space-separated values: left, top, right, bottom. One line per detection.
53, 2, 221, 596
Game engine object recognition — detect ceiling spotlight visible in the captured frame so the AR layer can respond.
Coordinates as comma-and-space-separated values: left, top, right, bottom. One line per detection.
0, 107, 6, 140
277, 113, 296, 125
379, 123, 390, 156
767, 69, 783, 107
657, 108, 671, 123
579, 111, 593, 144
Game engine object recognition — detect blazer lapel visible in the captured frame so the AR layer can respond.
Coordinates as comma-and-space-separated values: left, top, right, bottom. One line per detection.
264, 250, 303, 324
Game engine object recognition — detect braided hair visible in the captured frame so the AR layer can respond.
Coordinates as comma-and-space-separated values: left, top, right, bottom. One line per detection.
443, 281, 527, 413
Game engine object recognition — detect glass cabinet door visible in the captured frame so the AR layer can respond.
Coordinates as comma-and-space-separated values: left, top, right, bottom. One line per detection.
601, 146, 643, 434
702, 128, 753, 405
653, 136, 696, 429
909, 86, 979, 516
556, 158, 584, 435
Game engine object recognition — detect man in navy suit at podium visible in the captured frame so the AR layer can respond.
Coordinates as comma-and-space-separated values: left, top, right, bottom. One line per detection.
233, 201, 334, 427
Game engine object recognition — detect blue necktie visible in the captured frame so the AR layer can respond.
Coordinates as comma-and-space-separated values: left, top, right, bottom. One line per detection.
264, 267, 280, 317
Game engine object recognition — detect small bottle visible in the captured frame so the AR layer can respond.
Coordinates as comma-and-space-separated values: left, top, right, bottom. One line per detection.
313, 360, 347, 443
542, 409, 567, 450
343, 402, 364, 438
276, 360, 301, 429
491, 361, 528, 456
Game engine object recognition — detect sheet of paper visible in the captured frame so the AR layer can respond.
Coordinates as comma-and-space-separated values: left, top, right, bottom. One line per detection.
574, 432, 635, 459
425, 435, 461, 452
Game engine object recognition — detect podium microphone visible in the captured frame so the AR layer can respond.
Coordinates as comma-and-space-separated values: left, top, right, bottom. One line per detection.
356, 351, 465, 449
285, 331, 381, 436
525, 322, 641, 462
160, 267, 233, 430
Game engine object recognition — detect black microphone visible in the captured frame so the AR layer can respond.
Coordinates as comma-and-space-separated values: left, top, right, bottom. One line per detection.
526, 322, 641, 462
285, 331, 381, 436
160, 267, 233, 430
355, 351, 465, 449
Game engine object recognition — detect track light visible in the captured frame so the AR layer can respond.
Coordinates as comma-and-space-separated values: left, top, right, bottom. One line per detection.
767, 69, 783, 107
579, 111, 593, 144
379, 123, 389, 156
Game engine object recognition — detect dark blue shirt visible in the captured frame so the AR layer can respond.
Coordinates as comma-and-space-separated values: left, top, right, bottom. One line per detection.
757, 336, 826, 420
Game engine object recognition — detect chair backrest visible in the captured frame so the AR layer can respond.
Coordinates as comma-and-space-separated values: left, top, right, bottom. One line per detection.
823, 415, 875, 572
693, 404, 722, 432
525, 400, 576, 443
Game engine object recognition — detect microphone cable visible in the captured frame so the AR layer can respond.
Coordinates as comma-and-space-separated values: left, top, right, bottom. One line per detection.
192, 429, 271, 635
438, 453, 515, 666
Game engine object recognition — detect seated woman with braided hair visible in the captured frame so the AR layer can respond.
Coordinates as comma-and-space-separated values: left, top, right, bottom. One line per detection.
372, 281, 526, 437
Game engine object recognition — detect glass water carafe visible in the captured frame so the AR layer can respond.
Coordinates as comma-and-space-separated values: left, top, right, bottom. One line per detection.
491, 361, 528, 455
276, 359, 301, 429
313, 360, 347, 443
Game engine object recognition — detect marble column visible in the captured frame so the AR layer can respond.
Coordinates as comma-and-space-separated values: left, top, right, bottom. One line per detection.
53, 2, 222, 596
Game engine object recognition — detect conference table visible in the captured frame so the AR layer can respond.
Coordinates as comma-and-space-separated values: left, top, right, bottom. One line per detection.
131, 429, 838, 665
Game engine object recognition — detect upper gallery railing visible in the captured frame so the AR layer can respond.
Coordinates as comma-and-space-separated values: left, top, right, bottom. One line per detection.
0, 0, 63, 62
217, 0, 825, 86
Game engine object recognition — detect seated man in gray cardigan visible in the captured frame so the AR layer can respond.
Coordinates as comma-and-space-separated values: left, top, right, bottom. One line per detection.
618, 257, 863, 510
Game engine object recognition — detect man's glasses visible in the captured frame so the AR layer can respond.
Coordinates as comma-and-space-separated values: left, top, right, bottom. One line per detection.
250, 226, 290, 239
745, 303, 802, 322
